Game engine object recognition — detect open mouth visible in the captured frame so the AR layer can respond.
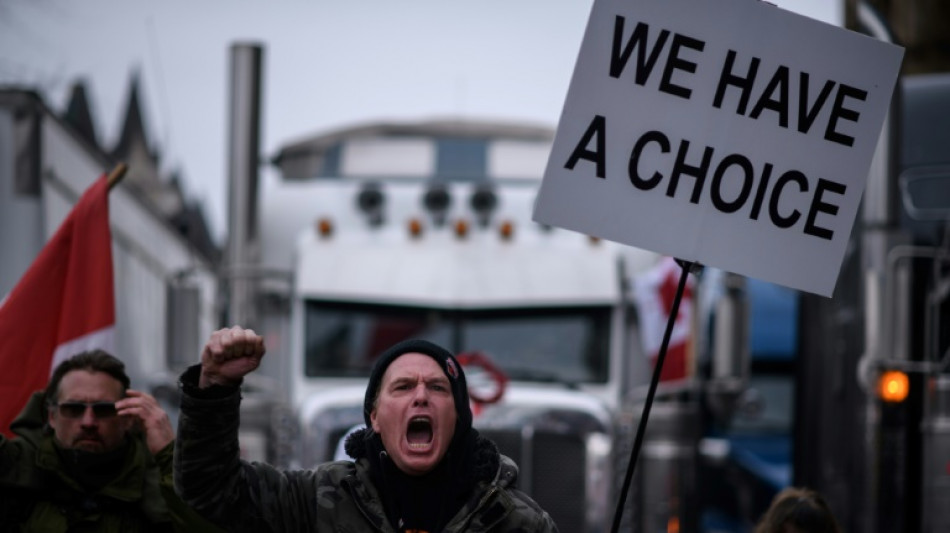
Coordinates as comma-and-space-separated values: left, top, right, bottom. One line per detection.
406, 416, 433, 450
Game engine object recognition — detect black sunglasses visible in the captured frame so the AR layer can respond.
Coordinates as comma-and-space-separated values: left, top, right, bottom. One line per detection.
53, 401, 118, 419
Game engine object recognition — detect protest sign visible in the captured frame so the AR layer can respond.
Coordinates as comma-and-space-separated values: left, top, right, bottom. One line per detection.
533, 0, 904, 296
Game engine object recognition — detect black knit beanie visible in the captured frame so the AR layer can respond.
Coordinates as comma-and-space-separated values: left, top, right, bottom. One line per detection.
363, 339, 472, 441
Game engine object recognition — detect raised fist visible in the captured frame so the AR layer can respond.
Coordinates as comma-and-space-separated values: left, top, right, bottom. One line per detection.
199, 326, 266, 388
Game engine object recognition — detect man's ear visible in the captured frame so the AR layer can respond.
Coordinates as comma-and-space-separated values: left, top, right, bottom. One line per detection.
369, 409, 380, 433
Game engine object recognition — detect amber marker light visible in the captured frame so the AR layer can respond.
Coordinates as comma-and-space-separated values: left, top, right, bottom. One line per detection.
454, 219, 469, 239
316, 217, 333, 238
667, 516, 680, 533
408, 217, 424, 238
498, 220, 514, 241
878, 370, 909, 403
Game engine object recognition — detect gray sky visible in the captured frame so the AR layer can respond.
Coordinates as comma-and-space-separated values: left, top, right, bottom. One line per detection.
0, 0, 840, 242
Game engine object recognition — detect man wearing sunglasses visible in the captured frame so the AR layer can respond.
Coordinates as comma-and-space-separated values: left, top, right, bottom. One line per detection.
0, 349, 219, 532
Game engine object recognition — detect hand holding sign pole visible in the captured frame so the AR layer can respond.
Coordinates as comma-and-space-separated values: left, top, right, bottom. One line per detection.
531, 0, 903, 530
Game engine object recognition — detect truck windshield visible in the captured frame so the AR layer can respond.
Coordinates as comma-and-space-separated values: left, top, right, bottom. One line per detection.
303, 301, 611, 383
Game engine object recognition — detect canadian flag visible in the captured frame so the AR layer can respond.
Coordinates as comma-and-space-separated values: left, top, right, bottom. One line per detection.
0, 174, 115, 435
633, 257, 694, 382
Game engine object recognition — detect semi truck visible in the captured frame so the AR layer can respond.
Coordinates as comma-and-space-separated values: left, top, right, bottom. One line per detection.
792, 69, 950, 533
657, 6, 950, 532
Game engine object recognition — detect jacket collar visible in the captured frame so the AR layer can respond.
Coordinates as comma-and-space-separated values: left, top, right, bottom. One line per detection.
343, 427, 520, 531
344, 452, 519, 533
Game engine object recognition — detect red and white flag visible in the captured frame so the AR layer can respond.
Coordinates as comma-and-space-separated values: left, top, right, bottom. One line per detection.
0, 175, 115, 435
633, 257, 694, 382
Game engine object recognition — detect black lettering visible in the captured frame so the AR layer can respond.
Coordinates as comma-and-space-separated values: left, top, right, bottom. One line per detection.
711, 154, 754, 213
610, 17, 670, 84
629, 130, 671, 190
713, 50, 760, 114
825, 83, 867, 147
667, 139, 713, 203
798, 73, 836, 134
804, 178, 847, 239
749, 162, 774, 220
749, 66, 790, 128
769, 170, 807, 228
659, 33, 705, 99
565, 115, 607, 178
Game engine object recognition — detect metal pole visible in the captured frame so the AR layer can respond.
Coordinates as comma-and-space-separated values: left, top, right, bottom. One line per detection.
226, 43, 263, 328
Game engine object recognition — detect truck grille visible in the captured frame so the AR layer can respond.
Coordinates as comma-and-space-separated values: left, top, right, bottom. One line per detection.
480, 428, 588, 532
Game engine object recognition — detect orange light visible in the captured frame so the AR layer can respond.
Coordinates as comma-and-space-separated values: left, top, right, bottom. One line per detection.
498, 220, 514, 241
408, 218, 424, 238
454, 219, 469, 239
316, 217, 333, 238
667, 516, 680, 533
878, 370, 910, 403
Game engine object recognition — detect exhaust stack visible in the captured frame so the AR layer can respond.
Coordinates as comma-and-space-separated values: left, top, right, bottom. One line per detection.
225, 43, 264, 327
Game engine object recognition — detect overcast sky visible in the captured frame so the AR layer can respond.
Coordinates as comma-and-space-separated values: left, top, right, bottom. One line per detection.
0, 0, 840, 242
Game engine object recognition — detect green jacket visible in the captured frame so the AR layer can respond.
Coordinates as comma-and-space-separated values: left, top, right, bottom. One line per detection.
0, 391, 220, 533
174, 366, 559, 532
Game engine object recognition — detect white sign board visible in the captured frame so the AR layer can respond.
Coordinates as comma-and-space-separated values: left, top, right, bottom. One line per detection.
533, 0, 904, 296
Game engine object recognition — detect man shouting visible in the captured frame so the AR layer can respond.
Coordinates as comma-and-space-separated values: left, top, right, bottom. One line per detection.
174, 326, 558, 532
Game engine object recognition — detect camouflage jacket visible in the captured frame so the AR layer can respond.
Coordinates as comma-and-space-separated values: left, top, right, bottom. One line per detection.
0, 391, 219, 533
174, 366, 559, 532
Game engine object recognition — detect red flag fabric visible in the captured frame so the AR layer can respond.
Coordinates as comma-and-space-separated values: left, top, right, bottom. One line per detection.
633, 257, 694, 382
0, 175, 115, 435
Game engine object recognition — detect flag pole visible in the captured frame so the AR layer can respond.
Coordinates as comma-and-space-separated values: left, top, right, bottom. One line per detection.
106, 162, 128, 191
